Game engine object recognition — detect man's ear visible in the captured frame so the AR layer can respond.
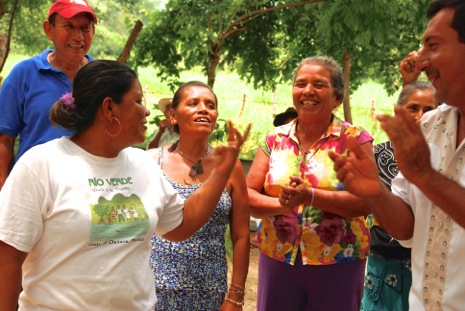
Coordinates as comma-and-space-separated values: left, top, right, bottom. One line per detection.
43, 20, 53, 40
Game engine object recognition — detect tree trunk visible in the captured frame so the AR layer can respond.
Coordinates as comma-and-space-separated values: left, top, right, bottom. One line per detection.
0, 0, 7, 20
117, 20, 143, 64
0, 0, 19, 76
206, 44, 220, 88
342, 51, 353, 124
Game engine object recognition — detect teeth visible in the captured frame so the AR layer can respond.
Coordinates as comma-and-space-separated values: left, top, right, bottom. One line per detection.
302, 101, 318, 106
69, 45, 83, 49
195, 118, 209, 123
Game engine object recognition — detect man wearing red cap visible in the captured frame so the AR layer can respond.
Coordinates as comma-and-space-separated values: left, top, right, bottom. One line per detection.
0, 0, 97, 189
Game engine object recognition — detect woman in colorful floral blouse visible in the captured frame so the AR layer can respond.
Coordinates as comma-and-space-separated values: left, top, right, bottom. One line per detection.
246, 56, 374, 311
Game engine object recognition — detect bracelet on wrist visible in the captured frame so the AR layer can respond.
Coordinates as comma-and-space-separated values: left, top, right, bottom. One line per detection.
229, 288, 245, 295
230, 283, 245, 290
229, 289, 245, 296
310, 187, 315, 206
225, 297, 244, 306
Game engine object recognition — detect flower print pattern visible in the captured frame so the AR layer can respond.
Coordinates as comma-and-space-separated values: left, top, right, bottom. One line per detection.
258, 115, 373, 266
335, 250, 356, 263
151, 180, 231, 305
315, 217, 345, 246
342, 227, 356, 246
403, 261, 411, 271
386, 275, 398, 287
365, 274, 375, 290
344, 244, 354, 257
273, 214, 298, 244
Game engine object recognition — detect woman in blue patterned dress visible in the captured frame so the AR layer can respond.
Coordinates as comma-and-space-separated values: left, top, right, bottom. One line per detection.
148, 81, 250, 310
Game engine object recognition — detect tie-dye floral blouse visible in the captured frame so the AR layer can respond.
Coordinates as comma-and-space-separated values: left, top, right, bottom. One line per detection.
257, 114, 373, 266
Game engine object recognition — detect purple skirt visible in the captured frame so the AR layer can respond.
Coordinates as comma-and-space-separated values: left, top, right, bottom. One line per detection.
257, 250, 366, 311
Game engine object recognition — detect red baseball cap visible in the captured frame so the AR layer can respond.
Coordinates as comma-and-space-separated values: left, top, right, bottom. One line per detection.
48, 0, 97, 24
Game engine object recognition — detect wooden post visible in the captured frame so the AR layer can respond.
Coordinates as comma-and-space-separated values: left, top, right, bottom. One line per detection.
117, 20, 143, 64
238, 93, 247, 120
272, 90, 277, 116
342, 52, 353, 123
371, 98, 376, 134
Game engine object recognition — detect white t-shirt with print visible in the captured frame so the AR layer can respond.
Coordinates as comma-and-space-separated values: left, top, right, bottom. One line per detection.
0, 137, 184, 310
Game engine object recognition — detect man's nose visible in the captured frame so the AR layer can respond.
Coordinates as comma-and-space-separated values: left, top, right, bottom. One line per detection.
416, 50, 429, 72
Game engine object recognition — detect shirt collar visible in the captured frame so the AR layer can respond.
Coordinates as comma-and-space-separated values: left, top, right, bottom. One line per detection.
36, 49, 93, 71
287, 114, 343, 142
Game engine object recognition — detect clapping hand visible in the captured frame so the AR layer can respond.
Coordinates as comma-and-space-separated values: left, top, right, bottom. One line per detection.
279, 176, 309, 212
328, 135, 382, 198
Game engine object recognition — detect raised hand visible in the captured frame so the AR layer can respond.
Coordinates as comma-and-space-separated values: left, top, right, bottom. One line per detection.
159, 119, 171, 129
399, 49, 423, 86
214, 120, 251, 177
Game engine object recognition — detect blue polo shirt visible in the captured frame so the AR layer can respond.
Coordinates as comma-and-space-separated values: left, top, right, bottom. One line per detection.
0, 49, 93, 160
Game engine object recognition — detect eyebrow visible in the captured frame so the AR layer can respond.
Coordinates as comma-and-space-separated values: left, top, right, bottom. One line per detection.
295, 78, 328, 84
423, 33, 442, 44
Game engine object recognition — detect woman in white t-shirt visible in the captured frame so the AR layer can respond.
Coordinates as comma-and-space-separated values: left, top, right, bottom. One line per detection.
0, 60, 249, 311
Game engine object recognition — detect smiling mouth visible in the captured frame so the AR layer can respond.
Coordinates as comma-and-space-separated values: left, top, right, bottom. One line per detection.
68, 44, 84, 49
426, 69, 439, 83
195, 117, 210, 123
301, 100, 318, 107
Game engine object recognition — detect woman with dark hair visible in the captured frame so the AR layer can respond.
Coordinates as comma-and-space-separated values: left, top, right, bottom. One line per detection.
0, 61, 248, 310
148, 81, 250, 310
247, 56, 373, 311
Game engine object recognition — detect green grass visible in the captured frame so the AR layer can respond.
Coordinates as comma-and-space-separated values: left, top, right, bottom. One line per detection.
138, 67, 399, 159
2, 54, 399, 159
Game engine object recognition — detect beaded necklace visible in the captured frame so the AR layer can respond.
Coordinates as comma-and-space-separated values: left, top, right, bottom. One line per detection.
173, 140, 210, 185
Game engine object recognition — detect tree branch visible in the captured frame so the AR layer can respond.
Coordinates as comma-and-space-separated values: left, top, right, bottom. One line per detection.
221, 27, 247, 41
220, 0, 325, 41
0, 0, 20, 74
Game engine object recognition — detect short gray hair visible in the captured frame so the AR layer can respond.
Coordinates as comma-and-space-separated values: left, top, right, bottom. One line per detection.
397, 81, 437, 106
293, 56, 345, 102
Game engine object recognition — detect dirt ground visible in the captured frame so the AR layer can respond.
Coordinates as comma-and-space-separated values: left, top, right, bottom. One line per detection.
228, 231, 259, 311
245, 241, 259, 310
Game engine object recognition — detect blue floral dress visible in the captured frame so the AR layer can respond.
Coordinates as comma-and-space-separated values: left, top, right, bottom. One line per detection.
150, 149, 232, 311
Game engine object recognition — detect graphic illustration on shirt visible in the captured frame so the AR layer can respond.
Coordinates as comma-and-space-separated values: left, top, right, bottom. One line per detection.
89, 193, 149, 241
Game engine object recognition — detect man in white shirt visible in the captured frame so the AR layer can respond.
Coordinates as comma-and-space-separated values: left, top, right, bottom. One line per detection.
329, 1, 465, 310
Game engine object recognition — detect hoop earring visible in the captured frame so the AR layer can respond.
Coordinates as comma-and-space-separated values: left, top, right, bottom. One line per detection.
106, 117, 121, 137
